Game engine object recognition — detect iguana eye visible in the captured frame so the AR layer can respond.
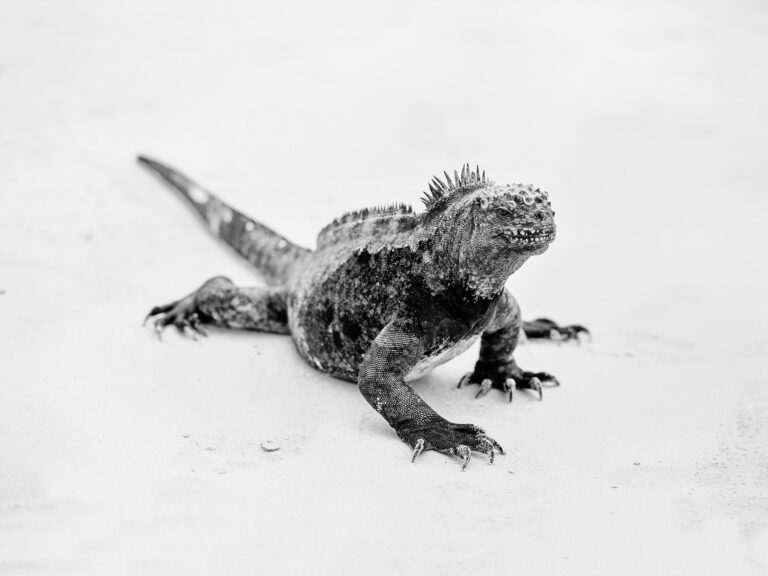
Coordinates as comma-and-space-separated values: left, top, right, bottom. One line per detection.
497, 207, 515, 218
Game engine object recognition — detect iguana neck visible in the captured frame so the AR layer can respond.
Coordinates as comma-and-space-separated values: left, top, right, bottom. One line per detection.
419, 225, 530, 300
460, 252, 529, 299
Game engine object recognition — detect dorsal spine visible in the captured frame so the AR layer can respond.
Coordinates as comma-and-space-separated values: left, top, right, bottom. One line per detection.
422, 164, 492, 212
316, 203, 415, 248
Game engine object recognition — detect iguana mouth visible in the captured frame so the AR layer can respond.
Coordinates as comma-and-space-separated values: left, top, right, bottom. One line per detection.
501, 226, 555, 246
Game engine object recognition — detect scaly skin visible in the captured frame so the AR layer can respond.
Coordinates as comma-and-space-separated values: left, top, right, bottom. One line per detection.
139, 157, 588, 470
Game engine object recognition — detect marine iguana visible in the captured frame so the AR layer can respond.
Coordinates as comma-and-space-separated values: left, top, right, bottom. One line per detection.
139, 157, 587, 470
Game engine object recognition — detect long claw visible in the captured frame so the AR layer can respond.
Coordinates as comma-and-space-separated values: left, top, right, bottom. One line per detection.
144, 303, 175, 325
411, 438, 425, 463
559, 325, 590, 343
457, 373, 472, 389
479, 439, 497, 464
530, 376, 543, 401
575, 326, 592, 342
145, 296, 211, 342
543, 374, 561, 387
504, 377, 516, 403
188, 313, 208, 337
153, 318, 166, 341
191, 324, 208, 337
474, 378, 493, 399
456, 445, 471, 471
144, 308, 160, 326
181, 321, 198, 341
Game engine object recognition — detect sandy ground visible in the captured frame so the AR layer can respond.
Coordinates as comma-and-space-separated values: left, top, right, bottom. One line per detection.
1, 1, 767, 574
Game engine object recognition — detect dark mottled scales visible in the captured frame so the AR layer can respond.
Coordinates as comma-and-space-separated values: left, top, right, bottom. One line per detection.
302, 247, 416, 380
140, 157, 588, 470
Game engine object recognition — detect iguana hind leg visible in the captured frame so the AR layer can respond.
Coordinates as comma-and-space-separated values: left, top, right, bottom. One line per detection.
522, 317, 589, 341
145, 276, 290, 339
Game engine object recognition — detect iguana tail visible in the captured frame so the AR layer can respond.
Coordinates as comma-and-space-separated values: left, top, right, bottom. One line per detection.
137, 155, 310, 286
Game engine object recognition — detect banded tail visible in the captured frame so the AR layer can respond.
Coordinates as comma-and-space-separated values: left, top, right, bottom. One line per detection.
137, 156, 310, 285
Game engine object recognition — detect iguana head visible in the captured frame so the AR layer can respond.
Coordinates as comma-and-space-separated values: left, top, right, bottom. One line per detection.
471, 183, 556, 255
422, 165, 556, 297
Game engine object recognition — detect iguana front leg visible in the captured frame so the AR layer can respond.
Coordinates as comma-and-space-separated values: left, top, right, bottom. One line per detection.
458, 290, 559, 402
359, 320, 503, 470
145, 276, 290, 338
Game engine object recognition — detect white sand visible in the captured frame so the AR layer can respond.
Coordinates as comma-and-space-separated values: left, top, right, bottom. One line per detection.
1, 1, 766, 574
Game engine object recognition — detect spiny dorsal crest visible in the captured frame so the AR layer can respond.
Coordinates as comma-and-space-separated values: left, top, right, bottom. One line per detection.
317, 202, 415, 244
421, 163, 493, 211
329, 203, 413, 228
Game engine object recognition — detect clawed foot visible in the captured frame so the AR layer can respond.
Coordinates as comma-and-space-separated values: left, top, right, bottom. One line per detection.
523, 317, 590, 342
458, 366, 559, 402
144, 277, 234, 340
144, 295, 208, 340
400, 419, 504, 471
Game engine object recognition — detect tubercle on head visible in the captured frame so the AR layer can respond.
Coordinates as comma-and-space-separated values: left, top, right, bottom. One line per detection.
473, 183, 550, 209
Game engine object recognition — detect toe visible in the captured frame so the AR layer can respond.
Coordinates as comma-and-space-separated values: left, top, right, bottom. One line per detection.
411, 438, 426, 463
478, 437, 502, 464
549, 328, 564, 342
474, 378, 493, 399
482, 434, 504, 455
504, 377, 516, 403
529, 376, 543, 400
455, 445, 472, 471
188, 313, 208, 337
153, 316, 171, 340
144, 302, 177, 325
539, 372, 560, 386
527, 371, 559, 387
180, 319, 198, 340
574, 325, 591, 341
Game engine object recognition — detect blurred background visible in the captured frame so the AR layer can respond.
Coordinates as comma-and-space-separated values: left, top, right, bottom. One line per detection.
1, 1, 766, 574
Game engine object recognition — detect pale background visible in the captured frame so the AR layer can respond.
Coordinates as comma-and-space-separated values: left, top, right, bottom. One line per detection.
1, 1, 766, 574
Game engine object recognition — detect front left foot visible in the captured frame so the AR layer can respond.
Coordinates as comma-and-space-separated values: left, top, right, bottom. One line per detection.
458, 362, 559, 402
